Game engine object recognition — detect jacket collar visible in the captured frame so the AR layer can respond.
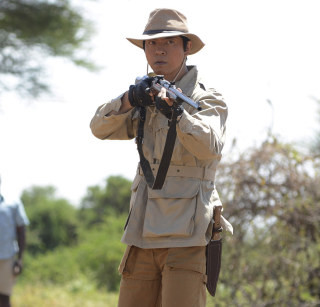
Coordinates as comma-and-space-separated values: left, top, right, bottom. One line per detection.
175, 65, 198, 97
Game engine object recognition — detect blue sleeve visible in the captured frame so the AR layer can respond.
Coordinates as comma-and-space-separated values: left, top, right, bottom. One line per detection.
14, 200, 30, 227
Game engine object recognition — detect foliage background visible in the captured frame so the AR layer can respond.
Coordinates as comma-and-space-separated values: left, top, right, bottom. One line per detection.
10, 141, 320, 307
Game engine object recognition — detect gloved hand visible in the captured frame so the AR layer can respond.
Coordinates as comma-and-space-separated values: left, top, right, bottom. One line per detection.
128, 77, 154, 107
155, 97, 184, 120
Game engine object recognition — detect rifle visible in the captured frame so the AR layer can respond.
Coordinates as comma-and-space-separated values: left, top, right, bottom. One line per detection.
147, 75, 202, 111
135, 75, 202, 190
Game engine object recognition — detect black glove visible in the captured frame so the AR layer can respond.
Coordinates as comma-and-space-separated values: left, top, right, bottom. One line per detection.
128, 77, 154, 107
155, 97, 184, 120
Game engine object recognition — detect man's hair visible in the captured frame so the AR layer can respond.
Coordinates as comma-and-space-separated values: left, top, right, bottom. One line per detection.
143, 36, 190, 51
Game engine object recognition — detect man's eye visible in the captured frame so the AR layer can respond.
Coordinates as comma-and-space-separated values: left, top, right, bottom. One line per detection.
148, 41, 156, 45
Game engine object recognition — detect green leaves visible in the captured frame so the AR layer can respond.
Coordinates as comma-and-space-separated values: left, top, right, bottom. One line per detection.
21, 214, 127, 292
21, 185, 79, 253
80, 175, 132, 225
0, 0, 95, 97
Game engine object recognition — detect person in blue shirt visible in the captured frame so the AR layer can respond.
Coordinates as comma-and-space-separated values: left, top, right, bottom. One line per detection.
0, 176, 29, 307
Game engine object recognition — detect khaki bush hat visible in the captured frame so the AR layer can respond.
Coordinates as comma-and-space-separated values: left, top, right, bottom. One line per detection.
127, 8, 205, 55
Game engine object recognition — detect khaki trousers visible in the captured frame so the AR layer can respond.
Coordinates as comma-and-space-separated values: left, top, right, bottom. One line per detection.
0, 258, 15, 296
118, 246, 207, 307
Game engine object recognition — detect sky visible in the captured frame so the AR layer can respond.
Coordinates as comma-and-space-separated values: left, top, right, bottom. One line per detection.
0, 0, 319, 205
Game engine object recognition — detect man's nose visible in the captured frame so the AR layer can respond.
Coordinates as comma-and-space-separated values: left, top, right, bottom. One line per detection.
155, 48, 166, 55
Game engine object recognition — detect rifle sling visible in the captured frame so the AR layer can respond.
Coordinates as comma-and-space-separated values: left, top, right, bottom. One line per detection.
136, 106, 177, 190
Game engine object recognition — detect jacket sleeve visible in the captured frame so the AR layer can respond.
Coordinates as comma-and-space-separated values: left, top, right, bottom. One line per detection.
90, 93, 138, 140
177, 89, 228, 160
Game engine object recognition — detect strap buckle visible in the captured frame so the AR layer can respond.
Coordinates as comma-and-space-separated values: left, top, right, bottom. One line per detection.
135, 136, 143, 145
213, 226, 223, 233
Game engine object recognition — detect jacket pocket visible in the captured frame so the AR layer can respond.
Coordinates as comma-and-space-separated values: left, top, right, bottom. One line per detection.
143, 177, 200, 238
124, 174, 142, 230
129, 174, 142, 210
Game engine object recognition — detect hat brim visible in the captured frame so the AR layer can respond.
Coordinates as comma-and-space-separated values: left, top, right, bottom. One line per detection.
126, 32, 205, 55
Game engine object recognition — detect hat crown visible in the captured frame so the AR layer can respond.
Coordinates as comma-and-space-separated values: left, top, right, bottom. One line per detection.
126, 8, 205, 55
143, 8, 189, 34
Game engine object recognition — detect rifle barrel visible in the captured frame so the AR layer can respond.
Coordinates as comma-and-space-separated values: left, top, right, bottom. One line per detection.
158, 79, 202, 111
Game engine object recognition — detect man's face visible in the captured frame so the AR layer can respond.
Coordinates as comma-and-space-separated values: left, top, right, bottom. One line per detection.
145, 36, 191, 81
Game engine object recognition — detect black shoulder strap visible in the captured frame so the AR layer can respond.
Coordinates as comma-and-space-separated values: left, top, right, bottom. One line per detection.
136, 107, 155, 185
136, 106, 177, 190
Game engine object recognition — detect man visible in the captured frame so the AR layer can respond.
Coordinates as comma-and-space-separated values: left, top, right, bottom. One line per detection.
90, 8, 232, 307
0, 176, 29, 307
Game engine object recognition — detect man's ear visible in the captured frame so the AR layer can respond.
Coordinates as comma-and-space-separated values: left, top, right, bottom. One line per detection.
184, 41, 192, 55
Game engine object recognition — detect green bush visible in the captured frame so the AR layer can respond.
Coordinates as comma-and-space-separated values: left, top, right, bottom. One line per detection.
22, 248, 84, 285
76, 215, 126, 291
21, 214, 127, 292
22, 186, 79, 254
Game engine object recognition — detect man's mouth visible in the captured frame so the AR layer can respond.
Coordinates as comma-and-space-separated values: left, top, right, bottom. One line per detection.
154, 61, 167, 65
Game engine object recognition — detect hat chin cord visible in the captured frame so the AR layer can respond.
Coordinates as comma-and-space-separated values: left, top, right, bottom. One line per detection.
172, 56, 187, 83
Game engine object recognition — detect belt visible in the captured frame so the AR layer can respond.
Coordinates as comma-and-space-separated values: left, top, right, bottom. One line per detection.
138, 163, 216, 181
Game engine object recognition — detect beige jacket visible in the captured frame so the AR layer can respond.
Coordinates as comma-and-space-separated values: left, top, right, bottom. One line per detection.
90, 66, 229, 248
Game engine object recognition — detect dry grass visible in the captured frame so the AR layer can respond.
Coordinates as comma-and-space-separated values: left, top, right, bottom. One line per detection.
11, 281, 217, 307
11, 282, 118, 307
